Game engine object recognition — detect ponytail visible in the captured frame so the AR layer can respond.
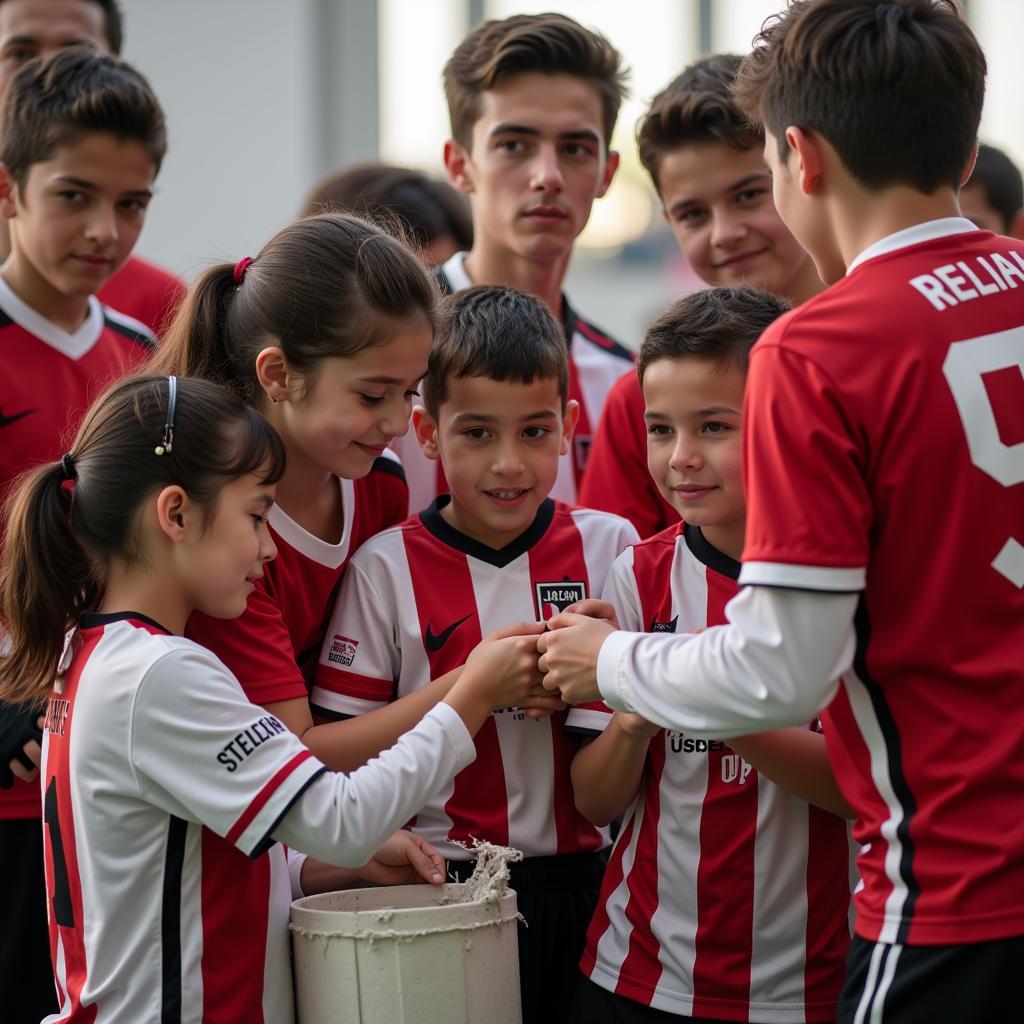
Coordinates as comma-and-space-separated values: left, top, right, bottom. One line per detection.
0, 463, 96, 704
0, 374, 286, 705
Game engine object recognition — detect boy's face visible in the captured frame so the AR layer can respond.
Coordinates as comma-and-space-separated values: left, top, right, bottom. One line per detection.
413, 373, 579, 549
0, 0, 109, 94
642, 355, 746, 559
445, 72, 618, 265
658, 140, 815, 300
0, 133, 155, 303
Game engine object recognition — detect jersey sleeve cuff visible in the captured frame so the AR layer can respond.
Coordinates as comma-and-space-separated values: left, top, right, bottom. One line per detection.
564, 706, 612, 737
309, 686, 388, 719
738, 561, 866, 592
596, 630, 640, 714
287, 847, 309, 900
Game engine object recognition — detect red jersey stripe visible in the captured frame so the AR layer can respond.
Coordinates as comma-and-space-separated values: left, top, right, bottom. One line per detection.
225, 750, 315, 846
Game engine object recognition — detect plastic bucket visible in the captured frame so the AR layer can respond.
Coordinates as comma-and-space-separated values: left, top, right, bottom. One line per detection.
290, 882, 522, 1024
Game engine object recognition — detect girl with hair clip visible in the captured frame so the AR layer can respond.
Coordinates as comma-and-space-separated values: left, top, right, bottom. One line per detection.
149, 214, 560, 901
0, 374, 544, 1022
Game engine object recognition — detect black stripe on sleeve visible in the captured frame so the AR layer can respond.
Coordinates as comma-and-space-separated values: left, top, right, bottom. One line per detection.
161, 816, 187, 1024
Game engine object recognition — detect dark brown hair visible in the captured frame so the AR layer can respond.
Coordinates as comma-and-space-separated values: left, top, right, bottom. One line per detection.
966, 143, 1023, 232
0, 375, 285, 705
151, 213, 439, 407
0, 49, 165, 188
421, 284, 567, 418
638, 287, 791, 383
637, 54, 760, 194
301, 162, 473, 253
732, 0, 986, 193
443, 13, 628, 148
0, 0, 124, 53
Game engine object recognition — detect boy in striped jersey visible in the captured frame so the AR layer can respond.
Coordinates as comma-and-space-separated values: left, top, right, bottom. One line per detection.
567, 289, 852, 1023
313, 285, 638, 1023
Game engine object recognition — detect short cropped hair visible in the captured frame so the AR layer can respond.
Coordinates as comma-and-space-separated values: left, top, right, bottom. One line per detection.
443, 13, 628, 149
637, 54, 759, 194
966, 143, 1023, 232
0, 0, 124, 54
0, 50, 166, 187
421, 285, 567, 418
732, 0, 986, 193
638, 287, 791, 383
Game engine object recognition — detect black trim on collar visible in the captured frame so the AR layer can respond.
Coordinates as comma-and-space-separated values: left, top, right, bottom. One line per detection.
370, 454, 406, 483
683, 523, 741, 581
79, 611, 173, 634
419, 495, 555, 568
102, 312, 156, 350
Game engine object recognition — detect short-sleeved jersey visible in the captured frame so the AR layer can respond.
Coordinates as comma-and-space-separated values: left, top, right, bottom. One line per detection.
569, 523, 851, 1021
0, 278, 155, 820
186, 455, 407, 706
578, 369, 679, 539
738, 219, 1024, 946
96, 254, 186, 337
313, 497, 638, 859
391, 252, 636, 514
40, 614, 328, 1023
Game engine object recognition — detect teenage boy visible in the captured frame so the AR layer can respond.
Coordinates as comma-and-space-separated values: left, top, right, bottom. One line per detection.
0, 49, 165, 1022
313, 285, 638, 1023
0, 0, 184, 334
959, 142, 1024, 237
580, 54, 824, 537
538, 2, 1024, 1021
567, 288, 852, 1024
392, 12, 635, 514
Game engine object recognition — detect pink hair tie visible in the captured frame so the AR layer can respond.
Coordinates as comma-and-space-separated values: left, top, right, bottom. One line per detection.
233, 256, 254, 285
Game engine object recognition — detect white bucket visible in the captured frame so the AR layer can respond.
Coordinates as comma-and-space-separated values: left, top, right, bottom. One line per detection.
290, 882, 522, 1024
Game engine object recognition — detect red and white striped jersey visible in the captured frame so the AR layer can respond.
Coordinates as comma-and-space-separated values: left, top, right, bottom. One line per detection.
392, 252, 636, 514
0, 278, 154, 821
187, 454, 407, 705
740, 219, 1024, 946
313, 497, 637, 859
568, 523, 850, 1022
40, 614, 327, 1024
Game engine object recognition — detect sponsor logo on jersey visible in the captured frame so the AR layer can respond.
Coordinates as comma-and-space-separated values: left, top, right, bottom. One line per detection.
424, 614, 472, 652
535, 578, 587, 619
45, 697, 71, 737
327, 634, 359, 667
217, 715, 288, 772
0, 404, 36, 428
649, 615, 678, 633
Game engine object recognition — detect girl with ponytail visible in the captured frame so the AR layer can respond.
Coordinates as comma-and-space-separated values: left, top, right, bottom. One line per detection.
0, 373, 546, 1021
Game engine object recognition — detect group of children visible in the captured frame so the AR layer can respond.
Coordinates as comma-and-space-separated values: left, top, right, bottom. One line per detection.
0, 2, 1021, 1024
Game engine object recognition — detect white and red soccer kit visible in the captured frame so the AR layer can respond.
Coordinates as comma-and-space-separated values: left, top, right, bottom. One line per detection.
313, 497, 638, 860
596, 219, 1024, 949
0, 278, 155, 822
187, 454, 407, 704
572, 523, 850, 1022
391, 252, 636, 513
97, 254, 186, 337
41, 613, 475, 1023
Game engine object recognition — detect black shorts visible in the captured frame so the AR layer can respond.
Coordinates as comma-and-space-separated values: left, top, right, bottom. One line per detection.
839, 932, 1024, 1023
569, 974, 739, 1023
0, 818, 58, 1024
449, 848, 607, 1024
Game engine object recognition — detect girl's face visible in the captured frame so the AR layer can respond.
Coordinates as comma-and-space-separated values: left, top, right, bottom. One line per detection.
277, 319, 433, 480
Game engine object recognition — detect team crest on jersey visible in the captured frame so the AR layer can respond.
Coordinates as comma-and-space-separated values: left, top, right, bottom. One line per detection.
327, 634, 359, 667
535, 578, 587, 619
574, 434, 593, 472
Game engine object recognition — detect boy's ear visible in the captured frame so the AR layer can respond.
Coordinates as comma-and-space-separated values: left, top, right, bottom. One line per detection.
254, 346, 289, 404
596, 150, 620, 200
0, 164, 18, 220
154, 485, 192, 542
559, 399, 581, 455
411, 405, 441, 461
960, 142, 980, 188
784, 126, 826, 197
444, 139, 475, 195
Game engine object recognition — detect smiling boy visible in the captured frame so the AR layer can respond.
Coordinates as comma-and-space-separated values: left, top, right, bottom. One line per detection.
393, 13, 635, 514
313, 285, 638, 1023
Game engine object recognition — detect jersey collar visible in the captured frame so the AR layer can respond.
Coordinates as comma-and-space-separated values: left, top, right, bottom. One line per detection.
78, 611, 173, 635
0, 274, 105, 359
419, 494, 555, 568
683, 522, 741, 581
846, 217, 980, 274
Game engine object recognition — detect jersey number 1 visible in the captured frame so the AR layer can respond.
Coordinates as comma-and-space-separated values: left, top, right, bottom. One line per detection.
44, 776, 75, 928
943, 326, 1024, 588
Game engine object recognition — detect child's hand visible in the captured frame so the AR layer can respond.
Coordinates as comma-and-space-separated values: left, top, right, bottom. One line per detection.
359, 830, 446, 886
563, 599, 620, 629
463, 623, 546, 710
615, 712, 661, 738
